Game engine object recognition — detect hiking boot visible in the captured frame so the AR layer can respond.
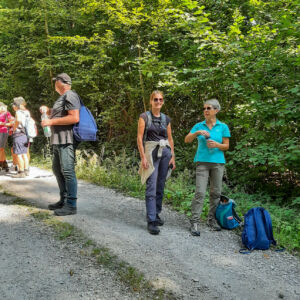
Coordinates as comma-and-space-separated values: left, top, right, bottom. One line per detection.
147, 222, 160, 235
207, 218, 221, 231
190, 223, 201, 236
12, 171, 26, 178
24, 169, 30, 176
48, 200, 64, 211
54, 204, 77, 216
155, 214, 164, 226
3, 161, 9, 172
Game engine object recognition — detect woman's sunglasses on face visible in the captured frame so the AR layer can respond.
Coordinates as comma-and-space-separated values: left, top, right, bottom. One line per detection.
153, 97, 164, 103
203, 106, 214, 111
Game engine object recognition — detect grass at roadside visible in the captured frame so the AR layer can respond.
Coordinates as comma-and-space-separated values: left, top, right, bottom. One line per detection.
31, 151, 299, 254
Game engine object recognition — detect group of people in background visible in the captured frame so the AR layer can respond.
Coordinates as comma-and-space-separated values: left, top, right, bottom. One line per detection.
0, 97, 31, 178
0, 73, 231, 236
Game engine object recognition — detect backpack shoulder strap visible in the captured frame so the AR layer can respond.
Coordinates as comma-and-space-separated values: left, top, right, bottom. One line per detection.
230, 201, 242, 223
76, 93, 84, 107
143, 111, 152, 144
160, 112, 167, 129
232, 208, 242, 223
262, 209, 276, 245
145, 111, 152, 130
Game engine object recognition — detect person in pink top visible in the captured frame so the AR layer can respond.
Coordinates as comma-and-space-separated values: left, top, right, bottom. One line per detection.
0, 103, 13, 172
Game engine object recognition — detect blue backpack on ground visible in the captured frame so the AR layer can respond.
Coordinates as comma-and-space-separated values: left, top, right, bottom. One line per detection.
73, 98, 98, 142
241, 207, 276, 251
216, 195, 241, 229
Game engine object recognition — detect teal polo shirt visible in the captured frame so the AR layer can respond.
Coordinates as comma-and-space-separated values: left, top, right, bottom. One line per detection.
190, 119, 231, 164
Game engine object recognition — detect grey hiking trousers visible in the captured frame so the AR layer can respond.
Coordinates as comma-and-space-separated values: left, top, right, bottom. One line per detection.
191, 162, 224, 224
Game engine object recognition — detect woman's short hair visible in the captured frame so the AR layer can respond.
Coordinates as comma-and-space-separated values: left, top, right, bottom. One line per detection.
204, 98, 221, 111
12, 96, 26, 108
150, 90, 164, 102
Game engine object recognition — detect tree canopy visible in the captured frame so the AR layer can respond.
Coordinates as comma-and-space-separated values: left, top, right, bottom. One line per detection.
0, 0, 299, 201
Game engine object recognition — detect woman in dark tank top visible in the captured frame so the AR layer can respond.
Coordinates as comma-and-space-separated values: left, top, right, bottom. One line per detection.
137, 90, 176, 235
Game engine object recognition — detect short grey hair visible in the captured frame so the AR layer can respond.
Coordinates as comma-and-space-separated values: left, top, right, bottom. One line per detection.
204, 98, 221, 111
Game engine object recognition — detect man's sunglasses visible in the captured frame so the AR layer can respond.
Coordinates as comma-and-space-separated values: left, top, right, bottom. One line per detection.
203, 107, 214, 111
153, 98, 164, 103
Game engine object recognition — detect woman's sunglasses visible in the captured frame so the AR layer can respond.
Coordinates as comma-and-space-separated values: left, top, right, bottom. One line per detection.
203, 107, 214, 111
153, 98, 164, 103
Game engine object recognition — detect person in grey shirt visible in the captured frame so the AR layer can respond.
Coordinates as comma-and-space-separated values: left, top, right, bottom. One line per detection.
40, 73, 80, 216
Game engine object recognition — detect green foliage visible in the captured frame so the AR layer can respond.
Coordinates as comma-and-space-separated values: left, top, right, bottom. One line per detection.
0, 1, 299, 202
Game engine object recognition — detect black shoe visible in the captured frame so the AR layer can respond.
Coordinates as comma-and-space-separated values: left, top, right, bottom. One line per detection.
147, 222, 160, 235
48, 200, 64, 210
3, 161, 9, 172
190, 223, 201, 236
54, 204, 77, 216
207, 219, 221, 231
155, 214, 164, 226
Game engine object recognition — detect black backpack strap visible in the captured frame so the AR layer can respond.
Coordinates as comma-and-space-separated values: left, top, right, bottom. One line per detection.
143, 111, 152, 145
233, 208, 242, 223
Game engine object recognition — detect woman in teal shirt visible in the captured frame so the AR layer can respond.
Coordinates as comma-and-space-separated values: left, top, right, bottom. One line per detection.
185, 99, 230, 236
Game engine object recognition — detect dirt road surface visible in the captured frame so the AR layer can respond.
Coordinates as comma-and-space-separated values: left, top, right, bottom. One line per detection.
0, 167, 299, 299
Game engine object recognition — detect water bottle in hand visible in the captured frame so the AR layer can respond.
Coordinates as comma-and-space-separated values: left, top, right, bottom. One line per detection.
41, 110, 51, 138
206, 135, 214, 154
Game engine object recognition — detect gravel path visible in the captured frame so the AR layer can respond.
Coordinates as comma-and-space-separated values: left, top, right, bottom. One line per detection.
0, 201, 140, 300
0, 166, 299, 300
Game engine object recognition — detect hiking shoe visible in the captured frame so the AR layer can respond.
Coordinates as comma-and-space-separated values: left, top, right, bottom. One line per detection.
24, 169, 30, 176
3, 161, 9, 172
207, 219, 221, 231
48, 200, 64, 211
54, 204, 77, 216
12, 171, 26, 178
190, 223, 201, 236
155, 214, 164, 226
147, 222, 160, 235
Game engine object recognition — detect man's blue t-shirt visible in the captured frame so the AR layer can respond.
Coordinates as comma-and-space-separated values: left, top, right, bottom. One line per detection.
190, 120, 230, 164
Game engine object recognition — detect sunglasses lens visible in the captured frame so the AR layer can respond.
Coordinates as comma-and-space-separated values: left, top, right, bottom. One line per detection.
154, 98, 163, 102
203, 107, 212, 111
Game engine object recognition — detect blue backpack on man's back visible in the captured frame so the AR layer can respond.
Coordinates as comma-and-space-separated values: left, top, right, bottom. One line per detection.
73, 98, 98, 142
241, 207, 276, 251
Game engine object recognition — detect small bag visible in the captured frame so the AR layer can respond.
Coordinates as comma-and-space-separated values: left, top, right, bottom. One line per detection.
18, 110, 38, 140
216, 195, 241, 229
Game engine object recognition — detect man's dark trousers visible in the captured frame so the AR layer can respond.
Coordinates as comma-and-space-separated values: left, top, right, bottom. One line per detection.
52, 143, 77, 207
